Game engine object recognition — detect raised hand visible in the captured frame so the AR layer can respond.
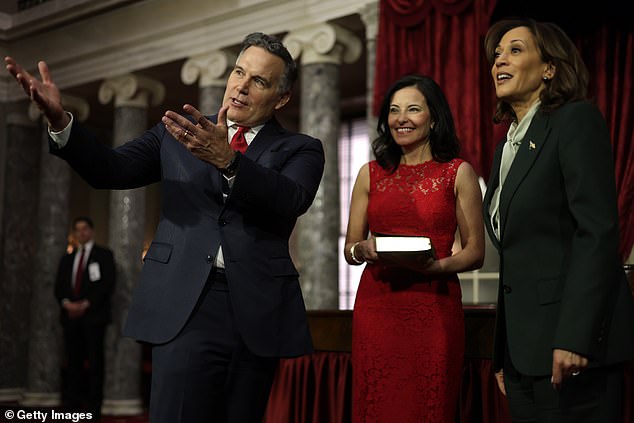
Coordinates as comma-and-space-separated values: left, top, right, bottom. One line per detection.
162, 103, 235, 169
4, 57, 69, 131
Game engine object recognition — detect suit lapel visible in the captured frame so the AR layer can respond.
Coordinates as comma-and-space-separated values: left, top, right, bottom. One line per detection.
498, 112, 551, 238
215, 117, 286, 215
243, 117, 285, 162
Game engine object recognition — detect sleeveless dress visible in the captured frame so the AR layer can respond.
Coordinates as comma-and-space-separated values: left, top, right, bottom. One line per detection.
352, 159, 466, 423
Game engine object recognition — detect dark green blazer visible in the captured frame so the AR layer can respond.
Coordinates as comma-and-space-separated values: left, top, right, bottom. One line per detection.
483, 101, 634, 376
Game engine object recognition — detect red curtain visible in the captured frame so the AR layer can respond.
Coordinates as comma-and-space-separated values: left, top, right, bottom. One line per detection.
263, 352, 352, 423
576, 24, 634, 260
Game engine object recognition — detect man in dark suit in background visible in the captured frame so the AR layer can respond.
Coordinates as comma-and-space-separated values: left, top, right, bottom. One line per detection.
54, 216, 115, 420
7, 32, 325, 422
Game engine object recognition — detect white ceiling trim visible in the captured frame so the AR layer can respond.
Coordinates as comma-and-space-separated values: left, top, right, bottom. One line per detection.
1, 0, 376, 101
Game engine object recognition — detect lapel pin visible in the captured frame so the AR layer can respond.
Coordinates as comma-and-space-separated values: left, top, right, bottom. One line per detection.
529, 141, 536, 150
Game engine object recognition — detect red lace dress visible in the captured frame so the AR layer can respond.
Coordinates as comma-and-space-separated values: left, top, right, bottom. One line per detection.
352, 159, 466, 423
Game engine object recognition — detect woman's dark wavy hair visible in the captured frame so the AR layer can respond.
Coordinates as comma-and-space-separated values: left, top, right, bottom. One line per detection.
372, 74, 460, 172
484, 18, 589, 123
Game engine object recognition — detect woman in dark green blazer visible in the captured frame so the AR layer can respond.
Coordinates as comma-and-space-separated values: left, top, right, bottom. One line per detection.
482, 18, 634, 422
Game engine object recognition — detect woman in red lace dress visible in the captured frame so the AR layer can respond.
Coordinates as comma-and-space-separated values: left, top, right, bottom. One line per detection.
344, 74, 485, 422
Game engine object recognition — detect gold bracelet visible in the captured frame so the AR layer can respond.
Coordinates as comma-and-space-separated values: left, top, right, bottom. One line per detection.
350, 241, 364, 264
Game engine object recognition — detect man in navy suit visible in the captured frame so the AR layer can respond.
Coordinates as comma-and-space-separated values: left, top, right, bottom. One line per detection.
54, 216, 115, 420
7, 32, 325, 422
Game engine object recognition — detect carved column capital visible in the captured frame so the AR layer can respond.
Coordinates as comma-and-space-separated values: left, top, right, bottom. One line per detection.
98, 74, 165, 108
181, 50, 236, 88
283, 23, 362, 65
28, 94, 90, 122
359, 1, 380, 42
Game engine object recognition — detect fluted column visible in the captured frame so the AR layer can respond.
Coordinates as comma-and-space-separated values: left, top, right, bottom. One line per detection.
360, 1, 379, 141
0, 107, 42, 401
98, 74, 164, 415
181, 50, 235, 115
21, 96, 90, 408
283, 23, 362, 309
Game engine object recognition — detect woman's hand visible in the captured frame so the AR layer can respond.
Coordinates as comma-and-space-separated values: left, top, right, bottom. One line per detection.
551, 348, 588, 389
495, 370, 506, 396
351, 238, 378, 265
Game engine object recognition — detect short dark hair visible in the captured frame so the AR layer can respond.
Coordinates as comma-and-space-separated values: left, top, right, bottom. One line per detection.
485, 18, 589, 122
72, 216, 94, 230
238, 32, 297, 95
373, 74, 460, 172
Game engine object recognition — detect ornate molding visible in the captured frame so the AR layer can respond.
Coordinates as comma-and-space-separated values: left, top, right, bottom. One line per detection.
98, 74, 165, 108
359, 1, 379, 41
101, 398, 144, 416
0, 0, 376, 101
20, 392, 61, 407
181, 50, 236, 88
0, 388, 24, 402
284, 22, 362, 65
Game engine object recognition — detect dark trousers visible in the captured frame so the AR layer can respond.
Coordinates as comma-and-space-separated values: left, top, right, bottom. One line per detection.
503, 348, 624, 423
61, 322, 105, 419
149, 269, 279, 423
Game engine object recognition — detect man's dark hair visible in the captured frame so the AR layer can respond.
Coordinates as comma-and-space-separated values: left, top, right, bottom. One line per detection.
238, 32, 297, 94
72, 216, 94, 229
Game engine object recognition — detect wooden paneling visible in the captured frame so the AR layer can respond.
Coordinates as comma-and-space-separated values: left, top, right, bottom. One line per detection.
307, 306, 497, 358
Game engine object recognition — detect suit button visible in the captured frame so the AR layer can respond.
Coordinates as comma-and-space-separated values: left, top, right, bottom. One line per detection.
503, 285, 512, 294
219, 219, 227, 226
206, 255, 213, 263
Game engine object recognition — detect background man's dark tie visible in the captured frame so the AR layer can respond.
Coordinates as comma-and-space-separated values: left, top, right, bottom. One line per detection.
74, 248, 85, 297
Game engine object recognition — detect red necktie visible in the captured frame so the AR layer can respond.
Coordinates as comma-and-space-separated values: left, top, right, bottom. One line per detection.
74, 248, 85, 297
230, 126, 250, 153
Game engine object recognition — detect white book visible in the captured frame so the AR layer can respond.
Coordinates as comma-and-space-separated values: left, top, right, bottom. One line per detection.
375, 235, 432, 253
374, 235, 436, 264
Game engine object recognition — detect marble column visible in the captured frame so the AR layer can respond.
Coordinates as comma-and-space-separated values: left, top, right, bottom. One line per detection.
0, 108, 42, 401
283, 24, 362, 309
360, 1, 380, 142
21, 96, 90, 408
181, 50, 235, 115
98, 74, 164, 415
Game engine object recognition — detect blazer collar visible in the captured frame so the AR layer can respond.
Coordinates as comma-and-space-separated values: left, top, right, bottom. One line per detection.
498, 110, 552, 238
483, 143, 504, 250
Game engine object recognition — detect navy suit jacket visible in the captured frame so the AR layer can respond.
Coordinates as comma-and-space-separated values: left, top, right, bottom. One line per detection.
483, 101, 634, 375
54, 244, 116, 326
52, 116, 325, 358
